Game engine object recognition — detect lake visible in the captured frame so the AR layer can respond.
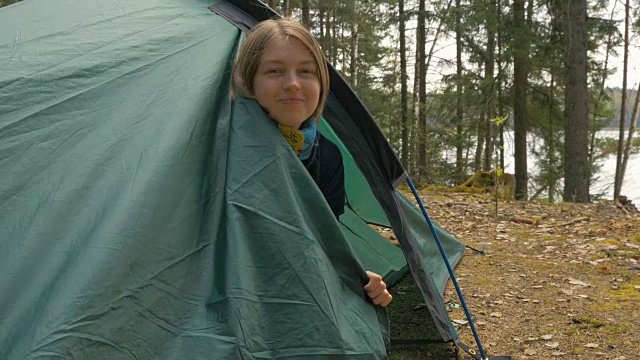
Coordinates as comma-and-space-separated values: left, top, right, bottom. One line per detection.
502, 130, 640, 205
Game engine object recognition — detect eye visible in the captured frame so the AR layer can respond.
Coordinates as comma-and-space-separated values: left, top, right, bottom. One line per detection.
299, 68, 317, 76
266, 68, 283, 74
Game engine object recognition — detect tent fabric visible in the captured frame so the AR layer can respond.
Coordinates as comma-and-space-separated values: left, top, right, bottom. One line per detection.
319, 119, 464, 293
1, 0, 467, 358
213, 0, 466, 346
0, 1, 389, 358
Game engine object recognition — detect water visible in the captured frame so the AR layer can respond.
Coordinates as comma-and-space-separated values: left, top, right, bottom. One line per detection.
502, 131, 640, 204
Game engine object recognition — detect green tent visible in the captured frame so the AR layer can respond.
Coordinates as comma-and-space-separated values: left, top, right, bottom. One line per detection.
0, 0, 471, 358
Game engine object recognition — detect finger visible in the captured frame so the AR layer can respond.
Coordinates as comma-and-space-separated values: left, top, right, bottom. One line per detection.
372, 291, 393, 307
379, 293, 393, 307
366, 281, 387, 298
364, 277, 386, 293
363, 271, 383, 291
366, 271, 382, 282
364, 279, 381, 293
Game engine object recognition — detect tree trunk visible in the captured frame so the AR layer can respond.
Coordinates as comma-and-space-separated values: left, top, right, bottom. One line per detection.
283, 0, 290, 16
331, 3, 338, 64
411, 21, 421, 177
350, 19, 358, 86
268, 0, 278, 10
497, 0, 505, 171
399, 0, 409, 169
548, 75, 556, 202
474, 119, 485, 172
483, 0, 497, 171
614, 0, 630, 200
482, 116, 493, 172
563, 0, 590, 203
319, 3, 325, 46
512, 0, 528, 200
301, 0, 311, 28
325, 2, 332, 60
455, 0, 464, 181
417, 0, 427, 180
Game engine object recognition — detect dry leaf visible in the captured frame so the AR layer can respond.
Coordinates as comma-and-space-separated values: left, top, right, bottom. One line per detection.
545, 342, 560, 349
490, 312, 503, 318
568, 278, 592, 287
584, 343, 599, 348
552, 352, 567, 356
541, 334, 554, 340
524, 348, 537, 356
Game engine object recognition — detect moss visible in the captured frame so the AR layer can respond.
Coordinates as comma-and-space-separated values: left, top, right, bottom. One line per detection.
535, 234, 569, 242
604, 323, 633, 334
589, 303, 622, 312
572, 316, 605, 328
451, 185, 486, 195
541, 326, 556, 334
602, 238, 623, 246
449, 171, 514, 199
630, 232, 640, 244
609, 284, 640, 301
564, 328, 582, 336
473, 275, 497, 287
572, 348, 586, 355
535, 235, 555, 242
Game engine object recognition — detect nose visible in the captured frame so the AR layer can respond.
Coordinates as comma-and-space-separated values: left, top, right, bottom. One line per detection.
283, 71, 301, 91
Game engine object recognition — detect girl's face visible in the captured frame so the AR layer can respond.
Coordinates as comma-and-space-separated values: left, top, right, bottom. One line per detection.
253, 37, 321, 129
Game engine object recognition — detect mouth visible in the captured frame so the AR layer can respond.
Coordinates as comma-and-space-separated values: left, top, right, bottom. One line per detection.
279, 98, 304, 104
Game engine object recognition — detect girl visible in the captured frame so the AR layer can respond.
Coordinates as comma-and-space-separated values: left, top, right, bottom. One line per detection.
230, 18, 392, 307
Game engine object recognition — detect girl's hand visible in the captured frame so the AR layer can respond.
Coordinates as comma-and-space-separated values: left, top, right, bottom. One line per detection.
364, 271, 393, 307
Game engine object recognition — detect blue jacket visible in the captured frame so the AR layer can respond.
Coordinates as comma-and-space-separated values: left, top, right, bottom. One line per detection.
301, 134, 345, 219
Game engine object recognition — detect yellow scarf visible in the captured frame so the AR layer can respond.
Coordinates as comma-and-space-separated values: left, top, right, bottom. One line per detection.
278, 123, 305, 157
278, 118, 317, 160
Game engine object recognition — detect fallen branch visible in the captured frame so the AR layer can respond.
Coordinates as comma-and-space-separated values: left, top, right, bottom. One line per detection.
510, 215, 537, 225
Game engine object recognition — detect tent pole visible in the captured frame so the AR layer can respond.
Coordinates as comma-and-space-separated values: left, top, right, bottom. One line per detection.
406, 176, 488, 360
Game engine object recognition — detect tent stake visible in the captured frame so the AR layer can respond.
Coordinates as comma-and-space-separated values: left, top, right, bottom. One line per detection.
406, 177, 488, 360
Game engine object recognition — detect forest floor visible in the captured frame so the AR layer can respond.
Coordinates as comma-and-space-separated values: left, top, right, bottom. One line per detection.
384, 189, 640, 360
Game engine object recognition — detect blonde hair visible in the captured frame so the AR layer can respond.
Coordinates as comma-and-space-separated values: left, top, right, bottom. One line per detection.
231, 18, 329, 121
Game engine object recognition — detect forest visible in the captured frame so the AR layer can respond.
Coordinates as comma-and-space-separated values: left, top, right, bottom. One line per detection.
3, 0, 639, 203
260, 0, 640, 204
2, 1, 640, 358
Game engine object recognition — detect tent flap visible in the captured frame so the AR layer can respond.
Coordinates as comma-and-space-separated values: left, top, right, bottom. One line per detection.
0, 1, 389, 358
